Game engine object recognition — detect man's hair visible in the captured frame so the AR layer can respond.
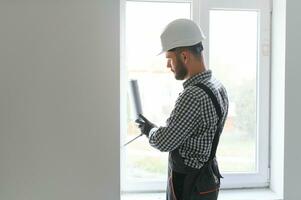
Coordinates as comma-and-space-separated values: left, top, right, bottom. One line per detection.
168, 42, 204, 58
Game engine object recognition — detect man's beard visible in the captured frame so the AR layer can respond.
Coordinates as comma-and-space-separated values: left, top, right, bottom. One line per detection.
174, 55, 188, 80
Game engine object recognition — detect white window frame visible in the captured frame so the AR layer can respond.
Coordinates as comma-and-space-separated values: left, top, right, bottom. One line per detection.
120, 0, 271, 192
196, 0, 271, 188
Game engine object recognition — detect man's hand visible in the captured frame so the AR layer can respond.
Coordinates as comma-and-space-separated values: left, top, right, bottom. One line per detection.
135, 114, 157, 137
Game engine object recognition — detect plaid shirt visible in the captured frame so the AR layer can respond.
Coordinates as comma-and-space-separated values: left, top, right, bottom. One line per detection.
149, 70, 228, 169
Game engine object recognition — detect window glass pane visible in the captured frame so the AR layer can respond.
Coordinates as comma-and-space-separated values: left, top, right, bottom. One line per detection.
125, 2, 191, 183
209, 10, 258, 172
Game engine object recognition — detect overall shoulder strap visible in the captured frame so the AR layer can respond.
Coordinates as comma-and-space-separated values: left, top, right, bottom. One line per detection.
194, 83, 223, 161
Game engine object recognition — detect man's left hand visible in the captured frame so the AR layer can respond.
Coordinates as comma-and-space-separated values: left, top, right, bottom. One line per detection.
135, 114, 157, 137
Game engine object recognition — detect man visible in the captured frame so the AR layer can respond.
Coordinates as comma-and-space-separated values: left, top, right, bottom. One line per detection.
136, 19, 229, 200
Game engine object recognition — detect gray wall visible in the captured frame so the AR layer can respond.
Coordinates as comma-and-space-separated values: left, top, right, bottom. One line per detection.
0, 1, 120, 200
284, 0, 301, 199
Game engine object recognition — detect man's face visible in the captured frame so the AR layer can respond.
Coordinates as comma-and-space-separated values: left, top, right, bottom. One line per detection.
165, 51, 188, 80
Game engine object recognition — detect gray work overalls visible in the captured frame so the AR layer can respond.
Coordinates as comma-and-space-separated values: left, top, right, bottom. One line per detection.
166, 83, 227, 200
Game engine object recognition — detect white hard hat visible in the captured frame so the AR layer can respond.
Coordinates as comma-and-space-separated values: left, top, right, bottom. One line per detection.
159, 18, 206, 54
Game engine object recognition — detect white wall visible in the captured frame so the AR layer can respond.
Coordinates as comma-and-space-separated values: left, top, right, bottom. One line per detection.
0, 1, 120, 200
270, 0, 285, 197
284, 0, 301, 199
271, 0, 301, 199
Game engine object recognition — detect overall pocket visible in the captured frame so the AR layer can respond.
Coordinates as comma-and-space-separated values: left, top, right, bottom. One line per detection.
191, 161, 221, 199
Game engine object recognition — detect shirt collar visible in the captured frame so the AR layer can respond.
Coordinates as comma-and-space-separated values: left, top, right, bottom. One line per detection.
183, 69, 212, 89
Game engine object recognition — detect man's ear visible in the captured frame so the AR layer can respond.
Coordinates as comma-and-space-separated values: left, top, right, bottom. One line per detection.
181, 51, 190, 64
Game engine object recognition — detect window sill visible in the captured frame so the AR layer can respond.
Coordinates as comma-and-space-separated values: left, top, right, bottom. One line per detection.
121, 188, 282, 200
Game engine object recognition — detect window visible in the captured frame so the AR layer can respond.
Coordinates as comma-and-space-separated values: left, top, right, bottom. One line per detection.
121, 0, 271, 192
